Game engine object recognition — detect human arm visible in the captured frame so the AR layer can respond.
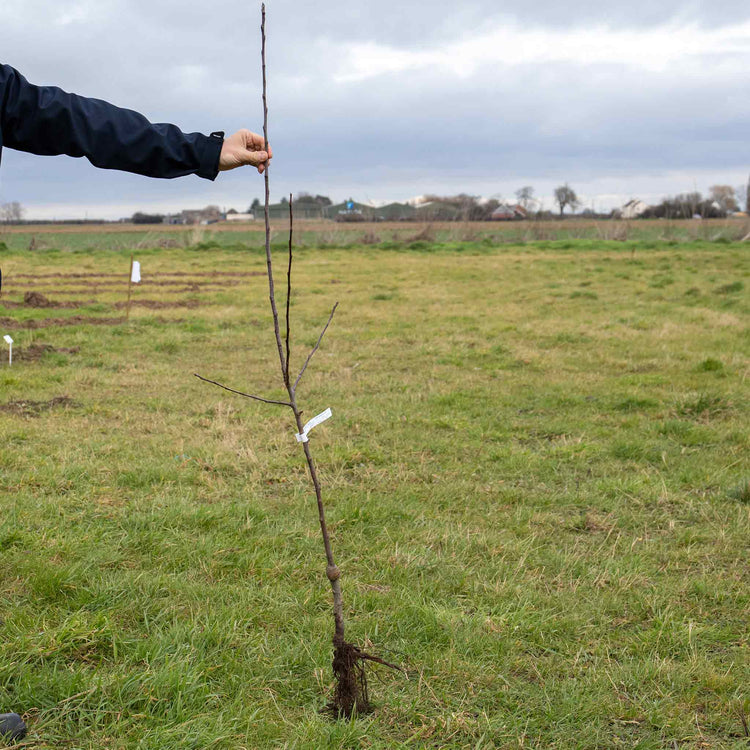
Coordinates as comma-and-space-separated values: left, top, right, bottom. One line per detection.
0, 64, 270, 180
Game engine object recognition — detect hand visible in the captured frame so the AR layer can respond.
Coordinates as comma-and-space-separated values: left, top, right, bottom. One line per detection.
219, 129, 272, 174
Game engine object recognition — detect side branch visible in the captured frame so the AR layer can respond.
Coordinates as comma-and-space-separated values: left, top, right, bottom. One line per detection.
193, 373, 292, 407
357, 651, 406, 675
292, 302, 339, 394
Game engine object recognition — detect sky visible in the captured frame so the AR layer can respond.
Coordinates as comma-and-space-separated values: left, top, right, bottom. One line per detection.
1, 0, 749, 219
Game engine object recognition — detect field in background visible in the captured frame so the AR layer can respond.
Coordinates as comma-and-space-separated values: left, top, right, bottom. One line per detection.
2, 216, 750, 253
0, 235, 748, 748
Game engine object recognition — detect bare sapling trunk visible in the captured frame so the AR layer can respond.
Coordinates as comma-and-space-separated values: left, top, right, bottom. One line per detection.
195, 4, 400, 717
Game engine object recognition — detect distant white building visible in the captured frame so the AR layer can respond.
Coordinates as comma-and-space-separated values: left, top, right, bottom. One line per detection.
619, 199, 649, 219
226, 212, 254, 222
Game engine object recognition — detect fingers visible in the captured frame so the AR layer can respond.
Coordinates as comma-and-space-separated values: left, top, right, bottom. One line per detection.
240, 130, 272, 172
242, 129, 265, 149
246, 150, 268, 166
242, 129, 272, 158
218, 130, 272, 173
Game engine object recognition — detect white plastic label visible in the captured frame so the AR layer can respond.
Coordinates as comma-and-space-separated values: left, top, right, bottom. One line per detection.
295, 407, 332, 443
131, 261, 141, 284
3, 335, 12, 345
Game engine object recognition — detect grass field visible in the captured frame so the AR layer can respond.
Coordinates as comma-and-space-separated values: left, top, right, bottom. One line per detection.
1, 215, 749, 253
0, 231, 748, 748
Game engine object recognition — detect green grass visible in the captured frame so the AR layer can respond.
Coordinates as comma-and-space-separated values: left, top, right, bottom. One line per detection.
0, 238, 748, 748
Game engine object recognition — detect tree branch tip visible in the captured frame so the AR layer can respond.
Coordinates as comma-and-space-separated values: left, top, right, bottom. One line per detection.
292, 301, 340, 392
193, 373, 292, 408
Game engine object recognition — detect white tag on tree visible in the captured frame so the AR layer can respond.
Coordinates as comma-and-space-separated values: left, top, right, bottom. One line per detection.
131, 261, 141, 284
295, 408, 332, 443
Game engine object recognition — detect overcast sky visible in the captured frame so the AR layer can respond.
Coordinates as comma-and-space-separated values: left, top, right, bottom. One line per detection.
1, 0, 749, 219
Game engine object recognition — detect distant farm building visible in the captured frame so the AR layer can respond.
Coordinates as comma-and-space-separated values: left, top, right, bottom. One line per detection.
172, 206, 222, 225
372, 202, 416, 221
491, 205, 527, 221
259, 201, 327, 220
226, 212, 254, 222
325, 199, 373, 222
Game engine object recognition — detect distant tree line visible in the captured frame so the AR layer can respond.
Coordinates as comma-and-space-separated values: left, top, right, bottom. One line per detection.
639, 185, 742, 219
131, 211, 165, 224
420, 194, 499, 220
7, 175, 750, 226
215, 179, 750, 223
248, 193, 333, 212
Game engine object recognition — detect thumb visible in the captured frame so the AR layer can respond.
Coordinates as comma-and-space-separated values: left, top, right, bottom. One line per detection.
244, 149, 268, 166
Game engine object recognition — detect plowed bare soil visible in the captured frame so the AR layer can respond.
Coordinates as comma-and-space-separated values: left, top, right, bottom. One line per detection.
14, 344, 80, 361
0, 395, 76, 415
0, 315, 124, 329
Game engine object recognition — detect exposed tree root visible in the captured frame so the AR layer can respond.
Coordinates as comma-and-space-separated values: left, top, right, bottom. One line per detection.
329, 640, 372, 717
328, 640, 403, 718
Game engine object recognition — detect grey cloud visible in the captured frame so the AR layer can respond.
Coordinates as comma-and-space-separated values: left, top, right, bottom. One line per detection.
1, 0, 748, 218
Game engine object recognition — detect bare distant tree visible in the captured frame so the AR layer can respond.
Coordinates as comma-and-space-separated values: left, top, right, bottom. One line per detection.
709, 185, 738, 213
735, 184, 748, 214
553, 184, 579, 216
294, 192, 332, 206
515, 186, 535, 210
423, 193, 481, 221
0, 201, 24, 223
677, 191, 703, 218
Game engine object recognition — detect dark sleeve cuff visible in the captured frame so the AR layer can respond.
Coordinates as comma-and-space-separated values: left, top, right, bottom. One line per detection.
196, 131, 224, 181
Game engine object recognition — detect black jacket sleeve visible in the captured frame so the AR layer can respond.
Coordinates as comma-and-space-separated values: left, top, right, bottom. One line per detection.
0, 63, 223, 180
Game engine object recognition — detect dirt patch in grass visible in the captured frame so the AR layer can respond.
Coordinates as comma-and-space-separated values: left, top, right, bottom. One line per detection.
4, 298, 204, 310
7, 284, 242, 298
113, 299, 201, 310
167, 271, 266, 278
8, 271, 265, 280
132, 279, 246, 288
9, 280, 243, 291
15, 344, 80, 362
0, 396, 76, 416
0, 293, 90, 310
24, 291, 54, 307
0, 315, 125, 329
8, 273, 123, 280
0, 315, 188, 329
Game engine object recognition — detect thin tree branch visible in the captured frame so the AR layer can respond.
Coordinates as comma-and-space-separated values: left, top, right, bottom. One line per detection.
357, 651, 407, 674
193, 373, 292, 407
292, 302, 339, 394
284, 193, 293, 385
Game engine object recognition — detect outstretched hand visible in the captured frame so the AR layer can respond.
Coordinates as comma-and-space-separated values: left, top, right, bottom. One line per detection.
219, 129, 272, 174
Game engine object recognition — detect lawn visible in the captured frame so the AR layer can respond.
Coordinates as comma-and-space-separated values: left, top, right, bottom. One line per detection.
0, 236, 748, 748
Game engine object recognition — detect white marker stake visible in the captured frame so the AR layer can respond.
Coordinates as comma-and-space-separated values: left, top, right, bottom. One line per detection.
295, 407, 332, 443
127, 256, 141, 321
3, 335, 13, 366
